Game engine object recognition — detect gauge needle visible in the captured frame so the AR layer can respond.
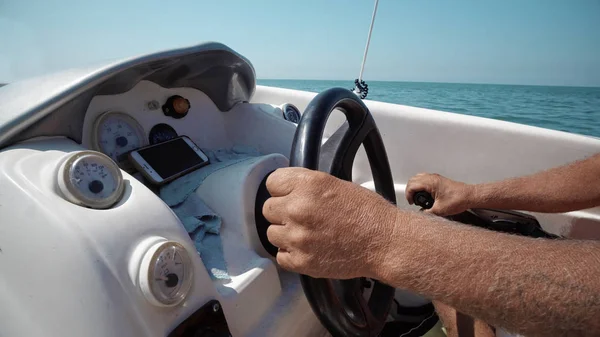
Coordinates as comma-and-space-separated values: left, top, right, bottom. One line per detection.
155, 276, 168, 281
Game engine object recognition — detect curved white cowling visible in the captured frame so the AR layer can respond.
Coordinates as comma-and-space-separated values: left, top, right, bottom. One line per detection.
0, 137, 210, 336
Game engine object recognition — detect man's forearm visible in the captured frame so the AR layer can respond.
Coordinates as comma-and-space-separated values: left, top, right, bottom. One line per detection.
466, 153, 600, 213
378, 212, 600, 337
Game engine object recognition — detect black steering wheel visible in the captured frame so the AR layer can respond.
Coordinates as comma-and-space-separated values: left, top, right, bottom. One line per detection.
291, 87, 396, 336
254, 87, 398, 336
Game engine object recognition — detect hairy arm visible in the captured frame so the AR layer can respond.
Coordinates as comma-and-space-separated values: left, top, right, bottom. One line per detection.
263, 167, 600, 337
470, 153, 600, 212
377, 211, 600, 337
406, 153, 600, 215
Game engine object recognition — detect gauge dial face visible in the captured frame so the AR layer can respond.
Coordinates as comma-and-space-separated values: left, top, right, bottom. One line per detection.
281, 103, 301, 124
140, 241, 193, 307
58, 151, 124, 209
93, 111, 146, 165
149, 123, 178, 145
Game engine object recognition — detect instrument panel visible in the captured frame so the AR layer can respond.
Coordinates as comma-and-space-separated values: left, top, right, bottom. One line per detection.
91, 111, 181, 170
81, 80, 232, 171
89, 92, 189, 168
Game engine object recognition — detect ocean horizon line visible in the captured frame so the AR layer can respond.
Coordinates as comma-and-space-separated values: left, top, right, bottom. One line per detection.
257, 79, 600, 89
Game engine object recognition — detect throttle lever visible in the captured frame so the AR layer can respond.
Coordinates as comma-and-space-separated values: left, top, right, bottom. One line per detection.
413, 191, 435, 210
411, 191, 560, 239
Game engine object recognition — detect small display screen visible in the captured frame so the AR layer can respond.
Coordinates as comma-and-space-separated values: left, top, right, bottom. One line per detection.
137, 137, 206, 179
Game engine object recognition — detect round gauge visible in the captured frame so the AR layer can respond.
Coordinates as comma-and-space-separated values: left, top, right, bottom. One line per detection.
149, 123, 178, 145
57, 150, 125, 209
139, 241, 193, 307
280, 103, 301, 124
92, 111, 146, 167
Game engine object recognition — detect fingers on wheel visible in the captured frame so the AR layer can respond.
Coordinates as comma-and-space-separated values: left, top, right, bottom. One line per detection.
266, 223, 288, 250
266, 168, 298, 197
263, 196, 286, 224
275, 250, 294, 270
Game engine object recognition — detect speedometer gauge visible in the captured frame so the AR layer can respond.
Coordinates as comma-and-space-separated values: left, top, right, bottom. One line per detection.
92, 111, 146, 168
57, 150, 124, 209
139, 241, 194, 307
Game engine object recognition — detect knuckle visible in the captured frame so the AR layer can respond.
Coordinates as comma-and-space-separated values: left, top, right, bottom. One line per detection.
296, 168, 312, 180
305, 170, 331, 187
303, 170, 321, 185
286, 198, 311, 222
288, 230, 303, 247
314, 170, 330, 181
294, 254, 310, 271
406, 182, 420, 190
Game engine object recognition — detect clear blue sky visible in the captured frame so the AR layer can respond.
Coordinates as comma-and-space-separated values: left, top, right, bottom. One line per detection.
1, 0, 599, 86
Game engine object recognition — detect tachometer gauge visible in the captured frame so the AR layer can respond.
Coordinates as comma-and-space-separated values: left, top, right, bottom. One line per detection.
92, 111, 146, 168
57, 150, 124, 209
139, 241, 194, 307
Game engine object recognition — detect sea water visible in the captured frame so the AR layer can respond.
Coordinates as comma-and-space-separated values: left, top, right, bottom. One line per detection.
258, 80, 600, 139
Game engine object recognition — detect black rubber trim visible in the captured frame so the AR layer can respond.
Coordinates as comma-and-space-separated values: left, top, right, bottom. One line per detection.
254, 171, 278, 257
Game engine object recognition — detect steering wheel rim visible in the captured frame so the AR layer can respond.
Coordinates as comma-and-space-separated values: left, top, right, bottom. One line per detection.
289, 87, 397, 337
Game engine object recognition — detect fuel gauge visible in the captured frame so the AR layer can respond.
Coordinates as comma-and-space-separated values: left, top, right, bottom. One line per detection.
139, 241, 193, 307
57, 150, 124, 209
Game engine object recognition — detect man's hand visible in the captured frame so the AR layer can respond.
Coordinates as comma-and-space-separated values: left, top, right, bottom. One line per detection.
405, 173, 474, 216
406, 153, 600, 215
262, 167, 399, 279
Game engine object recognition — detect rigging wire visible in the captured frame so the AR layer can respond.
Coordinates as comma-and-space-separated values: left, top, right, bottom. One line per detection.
352, 0, 379, 99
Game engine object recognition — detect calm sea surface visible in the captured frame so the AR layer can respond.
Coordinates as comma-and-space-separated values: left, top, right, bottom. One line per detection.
257, 80, 600, 138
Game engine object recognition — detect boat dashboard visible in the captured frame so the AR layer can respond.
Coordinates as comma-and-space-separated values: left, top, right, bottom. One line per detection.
0, 72, 326, 336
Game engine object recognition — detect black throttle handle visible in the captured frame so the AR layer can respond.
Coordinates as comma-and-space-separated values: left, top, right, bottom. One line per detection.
414, 191, 434, 209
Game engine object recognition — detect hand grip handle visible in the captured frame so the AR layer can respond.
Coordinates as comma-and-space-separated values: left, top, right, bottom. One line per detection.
414, 191, 434, 209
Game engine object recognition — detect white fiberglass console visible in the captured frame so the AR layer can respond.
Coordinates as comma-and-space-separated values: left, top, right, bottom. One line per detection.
0, 135, 328, 337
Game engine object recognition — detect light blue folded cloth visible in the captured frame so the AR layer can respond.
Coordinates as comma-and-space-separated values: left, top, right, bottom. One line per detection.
176, 195, 228, 280
160, 147, 259, 207
159, 146, 260, 280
